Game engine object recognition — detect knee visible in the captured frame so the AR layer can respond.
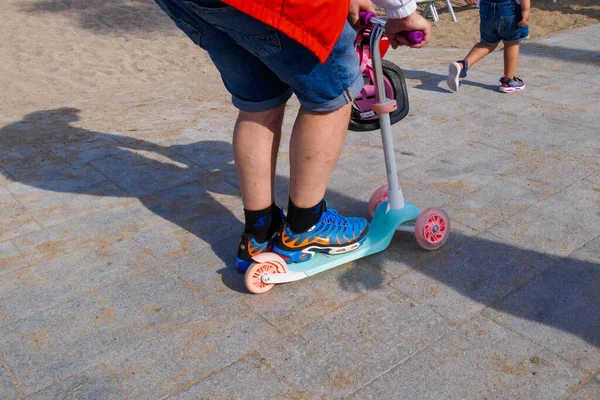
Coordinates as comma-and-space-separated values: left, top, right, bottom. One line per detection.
237, 105, 285, 131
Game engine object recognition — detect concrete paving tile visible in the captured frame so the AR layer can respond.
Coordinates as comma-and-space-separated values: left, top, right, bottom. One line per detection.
164, 137, 236, 173
0, 166, 12, 187
476, 115, 597, 156
50, 132, 126, 167
352, 315, 586, 400
489, 185, 600, 257
367, 221, 478, 279
0, 241, 29, 277
390, 233, 556, 323
89, 144, 205, 197
483, 89, 547, 118
0, 238, 155, 322
587, 165, 600, 185
7, 180, 129, 228
569, 377, 600, 400
166, 238, 247, 307
129, 177, 243, 235
0, 361, 19, 400
11, 206, 147, 266
384, 111, 478, 150
0, 155, 123, 223
0, 150, 107, 188
400, 142, 515, 197
398, 177, 459, 211
244, 258, 390, 334
105, 304, 279, 400
566, 178, 600, 206
443, 178, 545, 231
404, 95, 434, 111
500, 153, 590, 196
167, 356, 292, 400
563, 134, 600, 166
523, 78, 599, 108
132, 221, 212, 262
0, 186, 41, 242
258, 285, 454, 398
27, 365, 125, 400
419, 95, 484, 119
571, 235, 600, 264
483, 251, 600, 371
335, 138, 446, 182
539, 101, 600, 132
409, 78, 459, 99
0, 268, 208, 395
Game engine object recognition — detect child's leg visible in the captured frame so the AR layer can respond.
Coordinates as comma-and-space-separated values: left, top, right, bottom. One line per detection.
448, 42, 497, 91
503, 41, 520, 78
464, 42, 498, 70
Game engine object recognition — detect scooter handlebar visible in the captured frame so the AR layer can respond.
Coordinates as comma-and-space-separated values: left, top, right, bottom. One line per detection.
358, 11, 424, 45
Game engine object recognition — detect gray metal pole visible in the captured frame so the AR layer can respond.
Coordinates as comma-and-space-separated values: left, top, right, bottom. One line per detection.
370, 21, 405, 210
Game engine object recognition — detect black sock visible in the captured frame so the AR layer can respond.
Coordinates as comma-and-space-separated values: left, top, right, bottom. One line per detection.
287, 198, 324, 233
244, 203, 281, 242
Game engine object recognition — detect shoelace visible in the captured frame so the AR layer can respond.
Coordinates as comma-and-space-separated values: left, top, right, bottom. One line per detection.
323, 208, 349, 227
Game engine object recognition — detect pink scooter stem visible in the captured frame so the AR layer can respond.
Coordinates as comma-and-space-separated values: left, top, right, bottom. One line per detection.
359, 11, 424, 45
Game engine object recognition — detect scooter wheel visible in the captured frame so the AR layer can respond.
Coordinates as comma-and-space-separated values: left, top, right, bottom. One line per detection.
415, 208, 450, 251
368, 184, 389, 217
244, 253, 288, 294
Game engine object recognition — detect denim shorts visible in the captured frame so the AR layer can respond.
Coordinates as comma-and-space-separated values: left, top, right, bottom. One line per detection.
154, 0, 363, 112
479, 0, 529, 45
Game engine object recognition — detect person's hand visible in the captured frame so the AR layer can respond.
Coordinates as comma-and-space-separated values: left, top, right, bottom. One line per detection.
518, 9, 530, 27
349, 0, 376, 32
385, 12, 431, 49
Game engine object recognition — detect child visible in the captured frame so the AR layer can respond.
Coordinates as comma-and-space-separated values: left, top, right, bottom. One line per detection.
447, 0, 530, 93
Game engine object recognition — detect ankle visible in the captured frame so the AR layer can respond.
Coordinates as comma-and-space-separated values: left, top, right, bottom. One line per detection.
287, 197, 324, 233
244, 203, 280, 242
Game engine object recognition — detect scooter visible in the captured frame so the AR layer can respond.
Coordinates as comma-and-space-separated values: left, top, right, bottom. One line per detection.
245, 13, 449, 294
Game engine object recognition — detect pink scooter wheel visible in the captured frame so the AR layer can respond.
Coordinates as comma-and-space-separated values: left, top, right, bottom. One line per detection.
244, 253, 288, 294
368, 184, 389, 217
414, 208, 450, 251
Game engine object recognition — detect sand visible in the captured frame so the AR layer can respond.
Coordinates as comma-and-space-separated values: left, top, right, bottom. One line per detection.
0, 0, 598, 123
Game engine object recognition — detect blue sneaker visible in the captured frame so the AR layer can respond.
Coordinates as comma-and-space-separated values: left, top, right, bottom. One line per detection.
235, 232, 274, 272
235, 207, 285, 272
273, 201, 369, 263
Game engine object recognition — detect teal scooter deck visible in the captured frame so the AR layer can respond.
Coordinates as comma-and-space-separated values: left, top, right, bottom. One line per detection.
289, 201, 419, 276
259, 201, 421, 285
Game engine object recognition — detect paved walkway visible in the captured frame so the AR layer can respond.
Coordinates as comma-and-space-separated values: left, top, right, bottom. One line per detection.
1, 16, 599, 399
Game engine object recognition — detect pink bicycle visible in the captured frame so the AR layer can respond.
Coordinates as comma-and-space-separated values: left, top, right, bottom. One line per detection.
349, 12, 423, 132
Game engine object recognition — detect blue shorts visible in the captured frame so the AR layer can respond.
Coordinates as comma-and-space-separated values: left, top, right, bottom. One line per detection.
154, 0, 363, 112
479, 0, 529, 45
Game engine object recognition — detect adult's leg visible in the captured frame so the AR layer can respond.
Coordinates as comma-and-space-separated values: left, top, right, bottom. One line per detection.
233, 105, 285, 211
288, 103, 352, 209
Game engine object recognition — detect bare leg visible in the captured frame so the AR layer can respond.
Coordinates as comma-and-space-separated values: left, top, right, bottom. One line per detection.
289, 103, 352, 208
232, 104, 285, 211
464, 41, 498, 71
503, 41, 520, 78
448, 41, 498, 91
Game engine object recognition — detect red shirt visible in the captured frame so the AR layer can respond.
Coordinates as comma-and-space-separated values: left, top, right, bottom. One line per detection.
222, 0, 350, 63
